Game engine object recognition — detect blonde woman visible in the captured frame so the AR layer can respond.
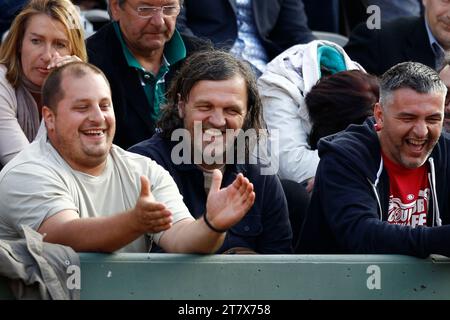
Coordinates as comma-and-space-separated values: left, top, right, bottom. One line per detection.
0, 0, 87, 167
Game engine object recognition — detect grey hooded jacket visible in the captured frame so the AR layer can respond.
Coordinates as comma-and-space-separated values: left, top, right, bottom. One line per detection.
0, 225, 80, 299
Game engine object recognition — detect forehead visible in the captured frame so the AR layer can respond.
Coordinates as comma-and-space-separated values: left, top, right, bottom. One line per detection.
388, 87, 444, 114
24, 13, 68, 39
187, 76, 248, 103
60, 71, 110, 99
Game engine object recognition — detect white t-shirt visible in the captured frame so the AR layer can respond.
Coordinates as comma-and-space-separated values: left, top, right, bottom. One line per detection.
0, 133, 192, 252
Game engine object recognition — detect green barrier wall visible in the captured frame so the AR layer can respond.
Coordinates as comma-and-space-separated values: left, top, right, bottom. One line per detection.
1, 253, 450, 299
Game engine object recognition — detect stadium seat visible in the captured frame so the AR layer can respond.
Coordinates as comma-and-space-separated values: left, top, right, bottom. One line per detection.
313, 30, 349, 47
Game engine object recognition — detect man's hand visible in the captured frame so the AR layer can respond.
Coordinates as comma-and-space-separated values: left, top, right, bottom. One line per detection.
305, 177, 315, 193
132, 176, 173, 234
205, 170, 255, 231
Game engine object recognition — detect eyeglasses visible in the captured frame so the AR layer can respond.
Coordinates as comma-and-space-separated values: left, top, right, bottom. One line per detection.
125, 3, 181, 18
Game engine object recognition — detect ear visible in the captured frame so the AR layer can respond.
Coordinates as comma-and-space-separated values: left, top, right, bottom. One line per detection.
373, 102, 384, 131
109, 0, 121, 21
42, 106, 56, 132
177, 94, 185, 118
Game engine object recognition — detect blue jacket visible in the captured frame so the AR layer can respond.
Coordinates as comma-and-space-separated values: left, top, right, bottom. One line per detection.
298, 118, 450, 257
129, 134, 293, 254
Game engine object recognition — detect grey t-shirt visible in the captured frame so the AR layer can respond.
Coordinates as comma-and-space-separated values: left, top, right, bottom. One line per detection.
0, 133, 192, 252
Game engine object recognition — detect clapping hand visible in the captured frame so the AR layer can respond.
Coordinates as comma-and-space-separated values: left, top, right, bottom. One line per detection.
132, 176, 173, 233
204, 170, 255, 232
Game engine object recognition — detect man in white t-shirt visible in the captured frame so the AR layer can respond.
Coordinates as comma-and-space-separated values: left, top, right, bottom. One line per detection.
0, 61, 255, 253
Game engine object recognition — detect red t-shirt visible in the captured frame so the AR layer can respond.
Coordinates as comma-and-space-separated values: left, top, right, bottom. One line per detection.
382, 152, 430, 227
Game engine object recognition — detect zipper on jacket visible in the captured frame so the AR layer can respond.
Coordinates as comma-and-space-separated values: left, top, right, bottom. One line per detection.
368, 156, 384, 221
428, 157, 441, 227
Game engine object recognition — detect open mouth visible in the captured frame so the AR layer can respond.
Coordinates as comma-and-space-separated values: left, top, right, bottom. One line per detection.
81, 129, 106, 137
405, 138, 426, 154
203, 128, 224, 141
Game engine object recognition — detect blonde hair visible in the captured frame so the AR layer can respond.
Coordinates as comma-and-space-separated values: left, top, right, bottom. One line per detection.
0, 0, 87, 88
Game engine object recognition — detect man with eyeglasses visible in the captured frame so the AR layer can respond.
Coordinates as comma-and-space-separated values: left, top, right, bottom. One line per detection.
86, 0, 207, 149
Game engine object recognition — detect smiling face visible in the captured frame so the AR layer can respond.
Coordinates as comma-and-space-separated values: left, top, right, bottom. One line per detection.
375, 87, 444, 168
43, 69, 115, 176
423, 0, 450, 50
110, 0, 179, 57
20, 13, 71, 87
178, 75, 248, 170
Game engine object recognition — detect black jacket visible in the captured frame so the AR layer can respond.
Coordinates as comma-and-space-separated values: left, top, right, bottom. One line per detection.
129, 133, 293, 254
86, 23, 207, 149
176, 0, 315, 60
298, 118, 450, 257
344, 16, 435, 76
